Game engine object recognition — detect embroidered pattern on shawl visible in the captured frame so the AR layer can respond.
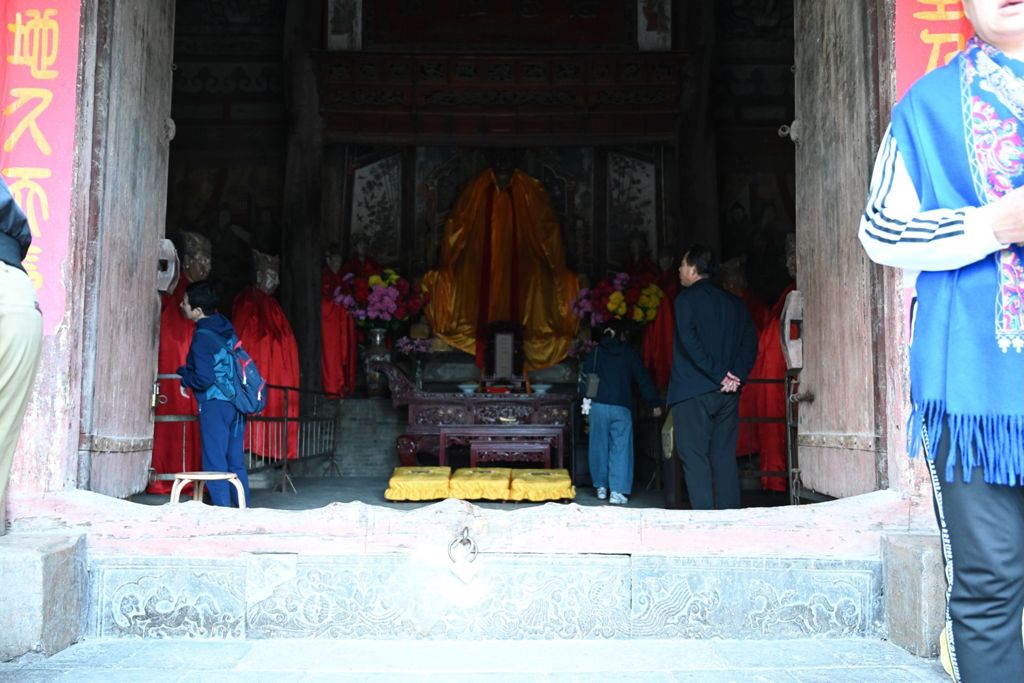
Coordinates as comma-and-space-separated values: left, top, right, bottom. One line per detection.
962, 40, 1024, 352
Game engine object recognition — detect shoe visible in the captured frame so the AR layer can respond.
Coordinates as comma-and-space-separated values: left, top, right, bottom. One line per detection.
609, 491, 628, 505
596, 487, 607, 500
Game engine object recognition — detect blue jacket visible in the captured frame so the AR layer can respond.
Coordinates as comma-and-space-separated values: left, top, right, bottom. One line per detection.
580, 335, 661, 410
177, 313, 236, 404
0, 176, 31, 271
667, 279, 758, 406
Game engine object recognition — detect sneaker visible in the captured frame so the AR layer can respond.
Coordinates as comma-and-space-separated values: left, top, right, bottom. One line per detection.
596, 487, 608, 500
609, 491, 628, 505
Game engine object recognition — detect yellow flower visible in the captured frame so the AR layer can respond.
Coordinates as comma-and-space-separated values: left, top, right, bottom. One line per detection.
368, 275, 384, 287
645, 307, 657, 322
632, 307, 645, 322
383, 268, 400, 286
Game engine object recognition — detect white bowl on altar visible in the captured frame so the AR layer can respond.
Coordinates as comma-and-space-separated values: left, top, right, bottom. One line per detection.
457, 383, 478, 395
531, 384, 552, 395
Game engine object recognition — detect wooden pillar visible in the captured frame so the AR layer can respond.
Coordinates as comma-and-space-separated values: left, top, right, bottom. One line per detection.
281, 0, 324, 392
677, 0, 719, 252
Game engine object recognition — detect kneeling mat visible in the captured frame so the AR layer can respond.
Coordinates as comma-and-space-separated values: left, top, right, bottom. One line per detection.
509, 468, 575, 502
450, 467, 512, 501
384, 466, 451, 501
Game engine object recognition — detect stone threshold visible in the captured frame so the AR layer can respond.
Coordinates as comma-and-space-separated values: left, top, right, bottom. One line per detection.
8, 488, 937, 561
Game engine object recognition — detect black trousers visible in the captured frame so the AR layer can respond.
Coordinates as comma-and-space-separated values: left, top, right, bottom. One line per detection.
671, 391, 741, 510
928, 426, 1024, 683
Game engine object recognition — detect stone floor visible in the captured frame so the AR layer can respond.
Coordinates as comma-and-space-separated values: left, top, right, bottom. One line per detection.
0, 638, 949, 682
128, 475, 790, 511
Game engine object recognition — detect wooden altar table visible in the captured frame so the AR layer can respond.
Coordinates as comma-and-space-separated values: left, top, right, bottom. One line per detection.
372, 361, 574, 472
440, 424, 563, 468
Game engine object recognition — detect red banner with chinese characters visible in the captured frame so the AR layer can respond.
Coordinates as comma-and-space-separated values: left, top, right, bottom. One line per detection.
0, 2, 81, 335
895, 0, 973, 100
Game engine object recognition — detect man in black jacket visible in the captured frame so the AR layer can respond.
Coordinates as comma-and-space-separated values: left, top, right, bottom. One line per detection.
0, 176, 44, 534
667, 245, 758, 510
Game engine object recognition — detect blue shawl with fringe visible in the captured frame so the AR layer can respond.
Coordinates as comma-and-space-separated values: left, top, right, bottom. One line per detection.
897, 38, 1024, 486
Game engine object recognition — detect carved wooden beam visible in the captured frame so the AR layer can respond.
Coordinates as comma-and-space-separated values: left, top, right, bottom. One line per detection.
316, 52, 690, 145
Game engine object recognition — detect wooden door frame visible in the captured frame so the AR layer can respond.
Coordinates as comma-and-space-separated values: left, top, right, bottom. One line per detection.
76, 0, 176, 496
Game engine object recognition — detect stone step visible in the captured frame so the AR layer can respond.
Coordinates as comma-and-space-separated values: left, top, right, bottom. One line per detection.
0, 637, 949, 681
88, 551, 883, 641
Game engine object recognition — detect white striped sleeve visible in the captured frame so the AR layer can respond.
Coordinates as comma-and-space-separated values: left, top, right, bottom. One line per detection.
859, 124, 1004, 271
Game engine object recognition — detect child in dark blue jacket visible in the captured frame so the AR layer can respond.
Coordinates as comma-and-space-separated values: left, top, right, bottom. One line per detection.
177, 280, 250, 507
580, 321, 662, 505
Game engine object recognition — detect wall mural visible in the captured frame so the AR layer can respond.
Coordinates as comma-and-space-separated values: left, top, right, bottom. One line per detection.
532, 148, 594, 274
607, 151, 657, 272
327, 0, 362, 50
349, 153, 403, 265
414, 148, 487, 273
720, 170, 795, 303
638, 0, 671, 51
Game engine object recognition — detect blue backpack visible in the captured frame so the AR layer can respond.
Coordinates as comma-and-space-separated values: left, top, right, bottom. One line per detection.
196, 329, 268, 415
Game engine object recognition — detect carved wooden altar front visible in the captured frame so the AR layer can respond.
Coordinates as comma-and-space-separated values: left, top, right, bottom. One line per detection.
373, 362, 573, 469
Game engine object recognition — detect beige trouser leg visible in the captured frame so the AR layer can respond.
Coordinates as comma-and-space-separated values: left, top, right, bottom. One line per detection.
0, 263, 43, 534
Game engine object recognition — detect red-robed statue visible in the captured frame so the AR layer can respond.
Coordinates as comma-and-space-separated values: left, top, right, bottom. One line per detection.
719, 256, 770, 458
321, 244, 357, 396
422, 151, 579, 370
149, 231, 207, 493
748, 236, 797, 491
233, 250, 299, 460
642, 247, 680, 391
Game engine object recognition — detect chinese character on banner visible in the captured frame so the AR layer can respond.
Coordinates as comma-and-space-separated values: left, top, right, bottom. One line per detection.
1, 2, 82, 336
895, 0, 973, 99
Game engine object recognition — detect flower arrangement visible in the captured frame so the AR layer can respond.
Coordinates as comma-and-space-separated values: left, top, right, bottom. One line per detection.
333, 265, 427, 328
571, 271, 664, 327
566, 337, 598, 358
394, 336, 432, 356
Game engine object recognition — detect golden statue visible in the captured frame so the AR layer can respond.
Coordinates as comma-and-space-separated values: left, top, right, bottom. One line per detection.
423, 152, 579, 370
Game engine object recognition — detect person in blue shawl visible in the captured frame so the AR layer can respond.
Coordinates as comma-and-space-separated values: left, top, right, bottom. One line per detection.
860, 3, 1024, 679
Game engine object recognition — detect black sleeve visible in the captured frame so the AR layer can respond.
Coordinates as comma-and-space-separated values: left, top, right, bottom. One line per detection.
674, 289, 728, 383
0, 176, 31, 258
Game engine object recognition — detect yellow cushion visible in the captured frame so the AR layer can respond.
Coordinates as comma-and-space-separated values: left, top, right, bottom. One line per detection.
449, 467, 513, 501
384, 466, 451, 501
508, 469, 575, 502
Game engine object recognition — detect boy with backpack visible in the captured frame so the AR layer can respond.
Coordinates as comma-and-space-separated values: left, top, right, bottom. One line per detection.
177, 280, 252, 507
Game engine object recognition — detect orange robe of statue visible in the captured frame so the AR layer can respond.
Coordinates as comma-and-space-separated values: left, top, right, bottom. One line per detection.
149, 276, 201, 493
233, 286, 300, 460
423, 168, 579, 370
749, 283, 795, 491
321, 268, 357, 397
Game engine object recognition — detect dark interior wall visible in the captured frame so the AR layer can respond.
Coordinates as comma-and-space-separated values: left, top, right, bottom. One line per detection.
713, 0, 796, 303
166, 0, 288, 304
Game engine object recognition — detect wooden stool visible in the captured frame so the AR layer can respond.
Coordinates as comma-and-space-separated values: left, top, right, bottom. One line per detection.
170, 472, 247, 509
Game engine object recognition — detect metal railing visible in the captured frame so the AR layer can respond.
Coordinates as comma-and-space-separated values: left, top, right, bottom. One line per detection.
152, 374, 339, 493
